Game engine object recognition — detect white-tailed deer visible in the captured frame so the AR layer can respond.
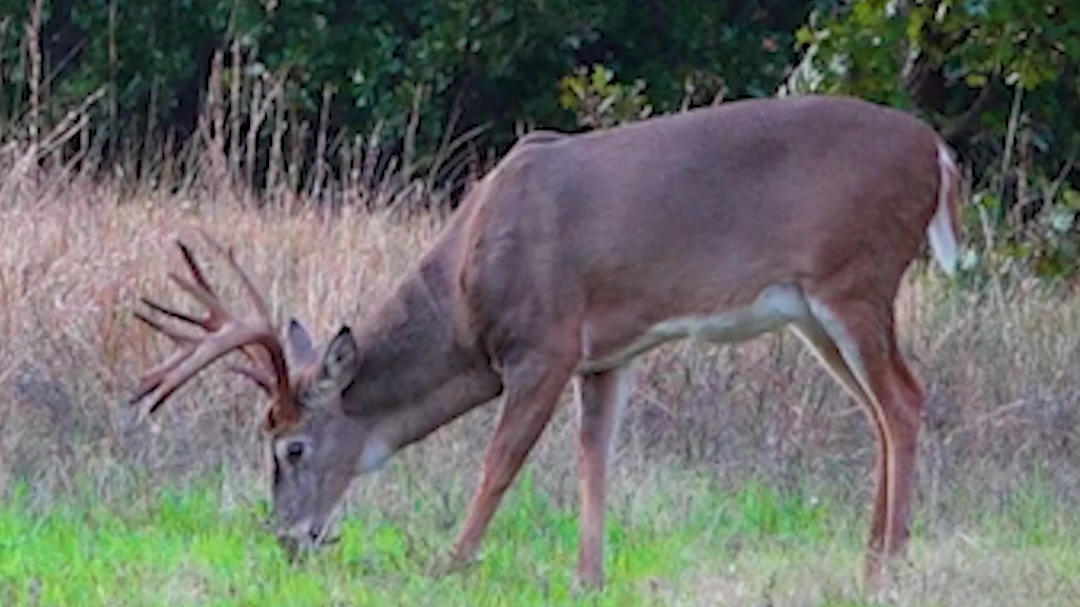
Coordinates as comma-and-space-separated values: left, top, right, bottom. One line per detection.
131, 94, 961, 591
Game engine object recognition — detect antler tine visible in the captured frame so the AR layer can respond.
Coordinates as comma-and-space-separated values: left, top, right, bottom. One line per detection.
197, 230, 291, 395
147, 241, 251, 331
139, 296, 204, 328
130, 236, 299, 425
177, 241, 217, 296
130, 311, 195, 403
167, 272, 225, 328
133, 309, 202, 346
199, 229, 273, 321
226, 363, 275, 393
135, 323, 286, 414
174, 240, 281, 378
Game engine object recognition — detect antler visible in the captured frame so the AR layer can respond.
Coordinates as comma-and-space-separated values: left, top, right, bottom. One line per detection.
130, 235, 297, 425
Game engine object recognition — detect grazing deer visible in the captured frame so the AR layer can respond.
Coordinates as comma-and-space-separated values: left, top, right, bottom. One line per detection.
131, 94, 962, 591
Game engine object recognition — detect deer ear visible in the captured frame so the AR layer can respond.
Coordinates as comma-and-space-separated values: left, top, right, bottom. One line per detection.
320, 326, 358, 388
287, 318, 319, 367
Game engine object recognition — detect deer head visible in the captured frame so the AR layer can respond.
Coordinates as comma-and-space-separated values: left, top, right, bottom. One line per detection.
130, 236, 377, 558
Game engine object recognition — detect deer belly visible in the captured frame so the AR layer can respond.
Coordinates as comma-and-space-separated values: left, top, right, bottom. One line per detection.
577, 283, 811, 373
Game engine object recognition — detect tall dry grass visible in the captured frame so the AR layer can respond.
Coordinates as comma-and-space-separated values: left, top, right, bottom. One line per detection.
3, 152, 1080, 530
1, 32, 1079, 538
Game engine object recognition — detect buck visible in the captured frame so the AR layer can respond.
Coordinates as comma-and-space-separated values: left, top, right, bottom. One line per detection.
130, 94, 961, 591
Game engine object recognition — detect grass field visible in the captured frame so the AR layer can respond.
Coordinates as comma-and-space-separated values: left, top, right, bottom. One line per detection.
3, 473, 1080, 607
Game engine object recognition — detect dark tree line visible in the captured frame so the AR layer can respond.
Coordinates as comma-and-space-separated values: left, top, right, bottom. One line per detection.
0, 1, 811, 156
3, 0, 1079, 282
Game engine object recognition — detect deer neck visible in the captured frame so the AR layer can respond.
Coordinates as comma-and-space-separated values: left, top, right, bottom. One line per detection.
341, 243, 503, 456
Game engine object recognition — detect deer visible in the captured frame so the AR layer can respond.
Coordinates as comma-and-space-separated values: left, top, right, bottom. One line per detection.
130, 94, 962, 592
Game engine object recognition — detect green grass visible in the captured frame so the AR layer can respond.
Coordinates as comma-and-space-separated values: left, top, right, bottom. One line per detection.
2, 475, 1079, 606
0, 474, 835, 607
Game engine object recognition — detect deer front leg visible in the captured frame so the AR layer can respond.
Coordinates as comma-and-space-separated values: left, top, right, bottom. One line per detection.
443, 354, 576, 571
574, 365, 634, 590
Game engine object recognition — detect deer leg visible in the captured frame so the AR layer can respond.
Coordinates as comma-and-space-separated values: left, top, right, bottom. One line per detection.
574, 365, 634, 590
850, 333, 923, 589
800, 299, 924, 591
445, 354, 575, 569
791, 320, 891, 582
880, 340, 925, 562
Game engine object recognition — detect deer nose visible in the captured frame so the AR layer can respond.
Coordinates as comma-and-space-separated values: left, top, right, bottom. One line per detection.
308, 524, 322, 542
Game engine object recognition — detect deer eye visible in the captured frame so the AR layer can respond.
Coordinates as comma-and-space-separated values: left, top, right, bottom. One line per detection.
286, 441, 305, 464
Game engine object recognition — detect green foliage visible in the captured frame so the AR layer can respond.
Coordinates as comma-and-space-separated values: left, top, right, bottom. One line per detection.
558, 64, 652, 129
6, 0, 1080, 287
794, 1, 1080, 104
794, 0, 1080, 286
960, 183, 1080, 286
1, 0, 806, 158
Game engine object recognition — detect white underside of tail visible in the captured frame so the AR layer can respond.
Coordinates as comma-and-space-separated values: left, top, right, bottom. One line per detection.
927, 141, 959, 276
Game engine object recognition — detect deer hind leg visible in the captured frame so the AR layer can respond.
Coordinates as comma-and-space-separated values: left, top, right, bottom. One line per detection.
797, 297, 925, 591
574, 365, 635, 590
790, 318, 890, 575
445, 351, 577, 571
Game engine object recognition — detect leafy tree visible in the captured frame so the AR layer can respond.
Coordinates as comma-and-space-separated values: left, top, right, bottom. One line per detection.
792, 0, 1080, 284
6, 0, 1078, 288
2, 0, 811, 161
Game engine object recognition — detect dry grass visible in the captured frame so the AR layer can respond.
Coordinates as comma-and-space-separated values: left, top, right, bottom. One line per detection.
3, 164, 1080, 510
652, 533, 1080, 606
0, 177, 442, 500
3, 109, 1080, 604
